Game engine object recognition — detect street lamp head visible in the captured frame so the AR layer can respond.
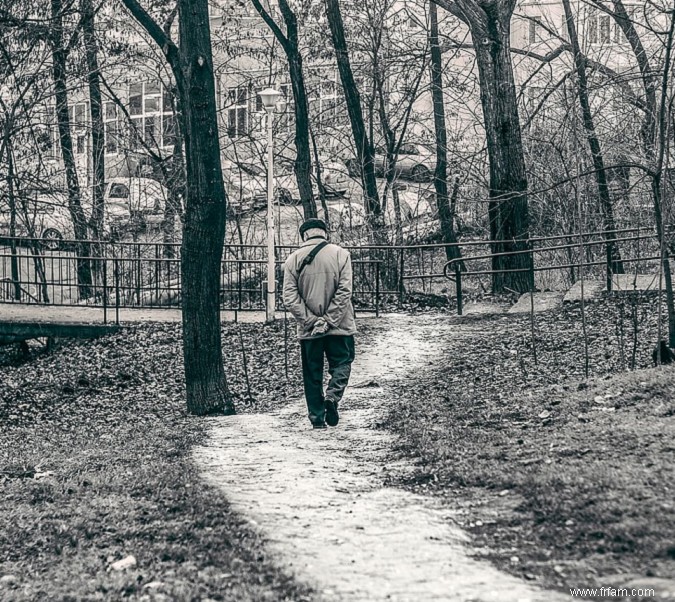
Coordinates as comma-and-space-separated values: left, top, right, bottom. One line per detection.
258, 87, 281, 111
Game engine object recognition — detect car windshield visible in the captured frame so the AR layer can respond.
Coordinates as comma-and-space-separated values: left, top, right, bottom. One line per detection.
109, 183, 130, 199
239, 162, 265, 177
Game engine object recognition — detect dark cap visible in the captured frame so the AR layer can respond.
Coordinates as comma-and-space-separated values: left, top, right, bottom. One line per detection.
299, 218, 327, 237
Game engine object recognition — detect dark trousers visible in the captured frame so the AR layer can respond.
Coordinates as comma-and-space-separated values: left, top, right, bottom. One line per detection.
300, 335, 355, 425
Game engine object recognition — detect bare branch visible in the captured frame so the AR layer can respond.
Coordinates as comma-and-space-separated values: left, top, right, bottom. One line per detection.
118, 0, 180, 72
249, 0, 291, 52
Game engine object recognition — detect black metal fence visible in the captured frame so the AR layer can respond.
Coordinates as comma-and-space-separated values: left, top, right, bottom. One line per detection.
0, 238, 409, 317
444, 227, 664, 314
0, 227, 663, 320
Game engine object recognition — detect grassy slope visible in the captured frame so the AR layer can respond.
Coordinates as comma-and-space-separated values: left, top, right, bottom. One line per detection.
0, 323, 310, 601
385, 296, 675, 600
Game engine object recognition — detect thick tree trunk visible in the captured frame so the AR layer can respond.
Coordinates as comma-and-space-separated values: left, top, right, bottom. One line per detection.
82, 0, 104, 240
469, 4, 531, 293
429, 1, 463, 264
324, 0, 384, 235
177, 0, 234, 415
120, 0, 233, 415
51, 0, 93, 300
562, 0, 623, 278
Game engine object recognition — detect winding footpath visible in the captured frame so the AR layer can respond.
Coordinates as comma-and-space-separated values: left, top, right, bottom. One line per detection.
194, 313, 567, 602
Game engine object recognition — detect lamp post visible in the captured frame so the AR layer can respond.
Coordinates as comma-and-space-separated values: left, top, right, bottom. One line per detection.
258, 87, 281, 323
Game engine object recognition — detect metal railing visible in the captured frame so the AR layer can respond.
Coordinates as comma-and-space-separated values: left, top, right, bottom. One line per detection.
443, 227, 663, 315
0, 237, 389, 323
0, 227, 661, 323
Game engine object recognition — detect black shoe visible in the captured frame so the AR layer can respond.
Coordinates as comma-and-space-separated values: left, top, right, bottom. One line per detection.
312, 422, 327, 429
325, 399, 339, 427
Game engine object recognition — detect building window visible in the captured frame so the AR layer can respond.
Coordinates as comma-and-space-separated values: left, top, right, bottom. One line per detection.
68, 102, 88, 133
227, 87, 249, 138
127, 81, 176, 150
41, 107, 57, 157
320, 79, 337, 125
104, 102, 119, 155
129, 83, 143, 115
587, 6, 636, 45
528, 17, 548, 43
309, 71, 340, 129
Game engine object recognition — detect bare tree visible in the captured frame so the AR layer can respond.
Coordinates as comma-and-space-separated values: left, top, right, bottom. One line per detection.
81, 0, 105, 239
434, 0, 531, 293
250, 0, 318, 220
562, 0, 623, 286
429, 0, 463, 263
325, 0, 384, 234
50, 0, 93, 299
120, 0, 234, 415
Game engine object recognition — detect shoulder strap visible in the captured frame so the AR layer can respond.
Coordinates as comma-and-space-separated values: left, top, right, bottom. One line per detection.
297, 241, 329, 276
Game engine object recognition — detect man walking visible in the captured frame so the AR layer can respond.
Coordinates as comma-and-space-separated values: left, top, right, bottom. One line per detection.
283, 218, 356, 429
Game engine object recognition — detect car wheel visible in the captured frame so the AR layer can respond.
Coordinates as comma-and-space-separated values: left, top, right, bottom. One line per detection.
412, 164, 431, 183
346, 159, 361, 178
42, 228, 63, 251
275, 188, 294, 205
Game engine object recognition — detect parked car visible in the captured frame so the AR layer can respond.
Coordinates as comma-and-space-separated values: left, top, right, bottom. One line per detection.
274, 157, 350, 204
221, 157, 350, 213
0, 178, 173, 249
105, 177, 173, 228
346, 143, 436, 182
0, 193, 130, 249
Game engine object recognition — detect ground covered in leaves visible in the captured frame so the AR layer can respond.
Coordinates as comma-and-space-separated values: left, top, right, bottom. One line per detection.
385, 292, 675, 601
0, 321, 312, 601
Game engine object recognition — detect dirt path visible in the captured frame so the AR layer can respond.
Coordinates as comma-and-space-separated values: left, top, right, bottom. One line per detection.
194, 313, 567, 601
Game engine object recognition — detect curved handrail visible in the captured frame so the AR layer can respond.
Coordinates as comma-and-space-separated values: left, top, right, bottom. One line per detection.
443, 230, 659, 281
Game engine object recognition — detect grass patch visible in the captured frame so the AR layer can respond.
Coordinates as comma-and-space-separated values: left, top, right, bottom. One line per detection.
384, 296, 675, 600
0, 322, 311, 601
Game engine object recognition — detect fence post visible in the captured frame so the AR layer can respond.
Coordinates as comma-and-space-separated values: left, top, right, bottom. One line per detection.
398, 248, 404, 306
455, 263, 463, 316
376, 261, 381, 318
154, 243, 160, 305
103, 258, 108, 325
114, 257, 120, 325
606, 241, 613, 292
135, 242, 141, 305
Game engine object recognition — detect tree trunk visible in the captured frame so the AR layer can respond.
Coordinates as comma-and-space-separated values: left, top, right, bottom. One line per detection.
310, 125, 331, 227
324, 0, 384, 235
562, 0, 623, 278
177, 0, 234, 415
468, 3, 531, 293
5, 132, 21, 301
606, 0, 675, 344
82, 0, 104, 239
429, 1, 463, 264
287, 48, 316, 219
650, 7, 675, 348
51, 0, 93, 300
250, 0, 317, 219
